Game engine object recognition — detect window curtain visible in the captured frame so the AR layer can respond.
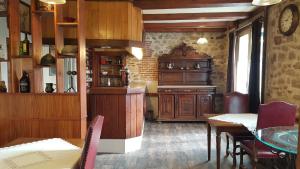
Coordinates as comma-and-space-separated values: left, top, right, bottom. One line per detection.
226, 32, 235, 93
248, 19, 263, 113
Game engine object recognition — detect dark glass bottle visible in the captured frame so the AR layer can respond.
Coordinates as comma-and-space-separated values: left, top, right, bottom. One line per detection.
22, 33, 30, 56
19, 71, 30, 93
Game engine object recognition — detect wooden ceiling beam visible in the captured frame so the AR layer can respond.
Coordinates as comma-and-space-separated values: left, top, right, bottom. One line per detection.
134, 0, 253, 9
144, 22, 232, 29
145, 27, 227, 32
143, 12, 249, 21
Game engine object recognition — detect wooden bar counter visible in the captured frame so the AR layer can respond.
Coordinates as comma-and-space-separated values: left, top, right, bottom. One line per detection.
87, 87, 145, 153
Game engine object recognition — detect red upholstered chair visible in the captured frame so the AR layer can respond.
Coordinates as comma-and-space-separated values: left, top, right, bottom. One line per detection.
224, 92, 253, 166
79, 115, 104, 169
239, 101, 297, 169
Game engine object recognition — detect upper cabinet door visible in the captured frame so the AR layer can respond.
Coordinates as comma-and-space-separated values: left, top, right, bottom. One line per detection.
175, 94, 197, 120
159, 94, 175, 119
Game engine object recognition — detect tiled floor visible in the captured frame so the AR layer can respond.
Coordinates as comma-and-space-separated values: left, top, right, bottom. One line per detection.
96, 122, 275, 169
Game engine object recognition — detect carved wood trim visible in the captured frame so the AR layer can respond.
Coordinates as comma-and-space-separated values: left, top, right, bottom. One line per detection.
159, 43, 211, 59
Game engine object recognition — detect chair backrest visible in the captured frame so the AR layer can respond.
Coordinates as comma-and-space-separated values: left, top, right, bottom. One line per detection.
256, 101, 297, 130
80, 115, 104, 169
224, 92, 249, 114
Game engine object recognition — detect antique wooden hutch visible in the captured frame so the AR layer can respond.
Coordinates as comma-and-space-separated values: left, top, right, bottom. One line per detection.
158, 43, 216, 121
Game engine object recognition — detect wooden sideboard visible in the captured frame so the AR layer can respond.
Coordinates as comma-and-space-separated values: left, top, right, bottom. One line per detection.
158, 43, 216, 121
158, 86, 216, 121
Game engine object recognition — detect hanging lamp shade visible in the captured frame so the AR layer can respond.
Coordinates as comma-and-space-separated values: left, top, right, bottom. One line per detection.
39, 0, 66, 4
252, 0, 281, 6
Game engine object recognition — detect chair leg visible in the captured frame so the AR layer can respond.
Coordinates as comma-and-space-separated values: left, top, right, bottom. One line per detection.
252, 158, 257, 169
239, 148, 244, 169
232, 140, 237, 166
226, 135, 229, 157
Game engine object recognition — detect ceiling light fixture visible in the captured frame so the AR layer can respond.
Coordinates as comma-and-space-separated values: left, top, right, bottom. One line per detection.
130, 47, 143, 60
252, 0, 281, 6
39, 0, 66, 4
197, 38, 208, 45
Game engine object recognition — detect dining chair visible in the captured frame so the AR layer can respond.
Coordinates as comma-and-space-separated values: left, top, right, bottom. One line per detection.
239, 101, 297, 169
79, 115, 104, 169
224, 92, 253, 166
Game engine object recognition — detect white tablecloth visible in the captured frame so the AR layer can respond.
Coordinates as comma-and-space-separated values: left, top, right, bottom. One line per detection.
0, 138, 81, 169
209, 113, 258, 133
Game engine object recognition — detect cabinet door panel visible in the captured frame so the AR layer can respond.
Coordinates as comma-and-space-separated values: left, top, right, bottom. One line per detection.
197, 95, 213, 118
159, 95, 175, 119
176, 95, 196, 119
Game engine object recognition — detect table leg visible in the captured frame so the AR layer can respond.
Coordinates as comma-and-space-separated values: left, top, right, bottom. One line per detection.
216, 130, 221, 169
207, 122, 211, 161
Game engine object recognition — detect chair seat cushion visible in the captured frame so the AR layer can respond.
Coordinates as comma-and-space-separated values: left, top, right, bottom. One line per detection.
241, 140, 279, 158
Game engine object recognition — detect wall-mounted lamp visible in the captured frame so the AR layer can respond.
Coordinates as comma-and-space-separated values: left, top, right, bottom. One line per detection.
130, 47, 143, 60
39, 0, 66, 4
252, 0, 281, 6
197, 38, 208, 45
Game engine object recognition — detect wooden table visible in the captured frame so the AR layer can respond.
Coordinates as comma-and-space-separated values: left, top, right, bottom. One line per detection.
204, 114, 249, 169
5, 138, 84, 148
2, 138, 84, 169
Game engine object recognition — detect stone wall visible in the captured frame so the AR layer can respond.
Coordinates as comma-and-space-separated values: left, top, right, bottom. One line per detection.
265, 0, 300, 116
127, 32, 228, 118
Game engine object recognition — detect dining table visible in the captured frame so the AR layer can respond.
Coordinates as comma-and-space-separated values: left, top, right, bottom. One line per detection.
204, 113, 258, 169
255, 126, 298, 169
0, 138, 84, 169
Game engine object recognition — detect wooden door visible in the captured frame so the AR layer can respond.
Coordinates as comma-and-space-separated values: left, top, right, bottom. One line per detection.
197, 95, 213, 118
159, 94, 175, 119
175, 94, 197, 119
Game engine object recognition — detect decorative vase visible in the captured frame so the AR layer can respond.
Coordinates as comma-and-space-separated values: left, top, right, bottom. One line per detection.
45, 83, 55, 93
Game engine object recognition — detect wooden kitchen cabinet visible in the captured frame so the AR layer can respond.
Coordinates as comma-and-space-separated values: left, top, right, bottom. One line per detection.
159, 94, 175, 120
175, 94, 197, 120
158, 87, 216, 121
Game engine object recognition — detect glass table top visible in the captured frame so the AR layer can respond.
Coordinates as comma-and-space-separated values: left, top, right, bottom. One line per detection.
255, 126, 298, 155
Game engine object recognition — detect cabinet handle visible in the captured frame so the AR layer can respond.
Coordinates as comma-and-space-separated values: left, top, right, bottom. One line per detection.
164, 90, 172, 92
183, 89, 192, 92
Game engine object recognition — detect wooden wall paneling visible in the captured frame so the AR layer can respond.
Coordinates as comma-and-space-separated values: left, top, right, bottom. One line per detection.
13, 119, 39, 139
8, 0, 21, 93
130, 94, 137, 137
136, 94, 143, 136
98, 2, 107, 39
77, 0, 87, 139
125, 94, 131, 138
55, 5, 65, 93
41, 14, 55, 39
0, 119, 14, 146
118, 95, 127, 138
34, 95, 80, 120
55, 58, 64, 93
31, 0, 44, 93
86, 2, 99, 39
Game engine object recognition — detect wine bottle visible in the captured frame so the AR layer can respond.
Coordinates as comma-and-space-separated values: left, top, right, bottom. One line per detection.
21, 33, 30, 56
19, 71, 30, 93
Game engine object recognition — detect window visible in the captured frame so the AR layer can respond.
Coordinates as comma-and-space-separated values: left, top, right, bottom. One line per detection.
234, 28, 252, 94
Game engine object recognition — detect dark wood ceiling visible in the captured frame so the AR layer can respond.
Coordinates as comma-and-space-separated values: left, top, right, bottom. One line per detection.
134, 0, 258, 32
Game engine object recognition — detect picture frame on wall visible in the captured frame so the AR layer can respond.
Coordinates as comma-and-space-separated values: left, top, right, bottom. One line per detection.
20, 1, 31, 33
0, 0, 7, 16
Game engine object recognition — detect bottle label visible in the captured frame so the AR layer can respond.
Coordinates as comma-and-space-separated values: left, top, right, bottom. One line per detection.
23, 43, 27, 53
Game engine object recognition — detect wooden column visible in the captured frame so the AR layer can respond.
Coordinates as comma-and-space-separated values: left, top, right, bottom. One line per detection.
8, 0, 20, 93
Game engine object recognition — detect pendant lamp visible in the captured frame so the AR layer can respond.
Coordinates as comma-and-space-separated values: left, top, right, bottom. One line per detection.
39, 0, 66, 4
252, 0, 281, 6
